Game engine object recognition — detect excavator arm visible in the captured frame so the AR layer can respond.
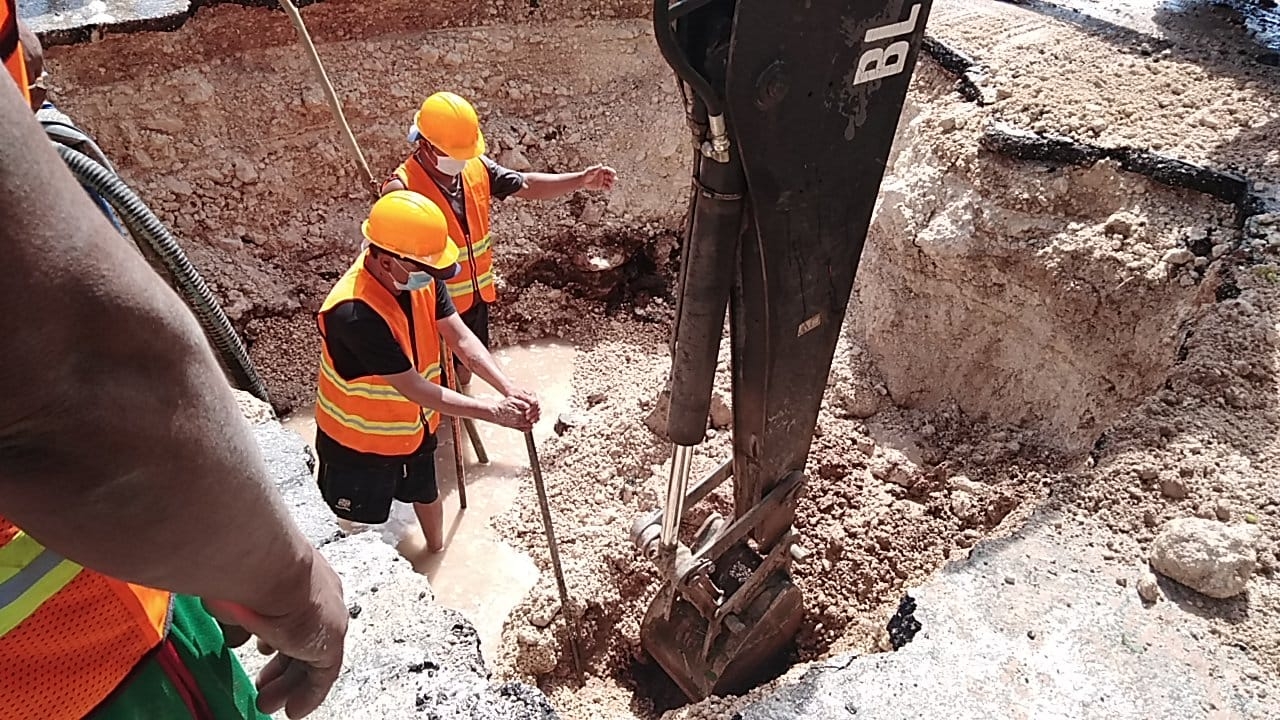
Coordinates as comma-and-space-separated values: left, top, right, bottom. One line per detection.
630, 0, 934, 701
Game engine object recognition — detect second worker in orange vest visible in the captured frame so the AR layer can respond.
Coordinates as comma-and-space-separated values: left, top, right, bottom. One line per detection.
381, 90, 617, 390
314, 190, 540, 554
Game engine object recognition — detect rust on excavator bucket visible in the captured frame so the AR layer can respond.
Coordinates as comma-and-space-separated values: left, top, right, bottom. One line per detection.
640, 542, 805, 700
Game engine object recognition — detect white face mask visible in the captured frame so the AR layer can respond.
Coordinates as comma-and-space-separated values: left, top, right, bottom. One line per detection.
435, 155, 467, 176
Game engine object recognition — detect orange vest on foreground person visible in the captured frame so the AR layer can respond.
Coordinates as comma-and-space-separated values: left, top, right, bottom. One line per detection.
2, 8, 172, 717
0, 517, 172, 719
2, 0, 29, 105
394, 157, 495, 314
315, 251, 445, 456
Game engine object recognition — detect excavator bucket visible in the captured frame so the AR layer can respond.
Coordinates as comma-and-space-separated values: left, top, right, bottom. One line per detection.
641, 541, 804, 700
638, 0, 933, 703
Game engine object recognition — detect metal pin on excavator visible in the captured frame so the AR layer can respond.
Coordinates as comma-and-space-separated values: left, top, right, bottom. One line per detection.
630, 0, 934, 701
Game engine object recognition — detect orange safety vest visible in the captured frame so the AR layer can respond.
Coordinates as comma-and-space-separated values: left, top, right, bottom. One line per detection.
393, 156, 496, 315
315, 251, 444, 456
1, 0, 30, 105
0, 518, 172, 719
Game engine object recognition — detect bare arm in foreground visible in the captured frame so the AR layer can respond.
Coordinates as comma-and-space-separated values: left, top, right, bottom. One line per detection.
0, 79, 345, 719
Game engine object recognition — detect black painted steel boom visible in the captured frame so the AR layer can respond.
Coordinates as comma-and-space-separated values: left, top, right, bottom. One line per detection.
631, 0, 934, 701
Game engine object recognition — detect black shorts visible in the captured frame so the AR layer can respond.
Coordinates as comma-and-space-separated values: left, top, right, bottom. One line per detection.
316, 434, 440, 524
454, 301, 490, 372
460, 301, 490, 349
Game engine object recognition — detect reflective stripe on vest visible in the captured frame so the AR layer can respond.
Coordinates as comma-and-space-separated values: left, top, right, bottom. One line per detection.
315, 252, 443, 456
395, 156, 495, 314
2, 0, 30, 105
0, 531, 82, 634
0, 518, 172, 719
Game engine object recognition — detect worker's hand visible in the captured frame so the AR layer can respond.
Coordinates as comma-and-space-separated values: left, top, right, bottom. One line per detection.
490, 396, 535, 431
205, 549, 348, 720
580, 164, 616, 192
507, 387, 541, 425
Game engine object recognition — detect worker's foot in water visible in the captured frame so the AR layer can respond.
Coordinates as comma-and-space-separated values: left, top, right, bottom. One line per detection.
415, 500, 446, 553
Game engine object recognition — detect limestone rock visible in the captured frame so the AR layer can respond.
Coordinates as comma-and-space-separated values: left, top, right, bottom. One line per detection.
1159, 476, 1189, 500
499, 147, 533, 172
644, 388, 670, 438
514, 627, 559, 676
840, 384, 882, 419
1149, 518, 1259, 599
233, 389, 275, 426
708, 392, 733, 429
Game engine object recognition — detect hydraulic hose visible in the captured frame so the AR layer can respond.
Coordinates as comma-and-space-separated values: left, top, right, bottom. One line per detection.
55, 143, 272, 405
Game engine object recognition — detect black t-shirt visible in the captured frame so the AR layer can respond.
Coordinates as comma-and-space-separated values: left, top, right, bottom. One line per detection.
430, 155, 525, 238
317, 277, 457, 464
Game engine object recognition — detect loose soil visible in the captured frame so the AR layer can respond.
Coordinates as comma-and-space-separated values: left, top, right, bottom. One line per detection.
41, 0, 1280, 718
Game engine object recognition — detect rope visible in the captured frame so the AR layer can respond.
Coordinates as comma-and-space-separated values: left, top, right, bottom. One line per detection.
277, 0, 378, 197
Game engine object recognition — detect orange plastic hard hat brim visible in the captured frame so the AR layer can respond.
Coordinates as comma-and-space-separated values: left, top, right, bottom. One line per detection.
411, 111, 487, 160
362, 220, 461, 271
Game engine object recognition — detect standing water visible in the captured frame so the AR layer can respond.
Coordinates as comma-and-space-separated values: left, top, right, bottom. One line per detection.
281, 339, 577, 663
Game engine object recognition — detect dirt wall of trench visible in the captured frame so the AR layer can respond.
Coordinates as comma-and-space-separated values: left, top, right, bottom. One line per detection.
851, 61, 1239, 456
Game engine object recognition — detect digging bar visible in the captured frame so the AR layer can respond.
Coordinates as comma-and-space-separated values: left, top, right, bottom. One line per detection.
440, 347, 469, 510
524, 430, 585, 684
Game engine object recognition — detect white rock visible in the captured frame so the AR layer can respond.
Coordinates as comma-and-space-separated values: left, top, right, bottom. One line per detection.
529, 601, 560, 628
498, 147, 533, 172
1149, 518, 1259, 598
234, 159, 259, 185
708, 392, 732, 429
1162, 248, 1194, 265
1137, 571, 1161, 603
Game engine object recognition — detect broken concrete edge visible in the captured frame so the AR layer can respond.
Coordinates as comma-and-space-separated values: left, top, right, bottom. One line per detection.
989, 0, 1171, 55
920, 35, 991, 106
735, 501, 1271, 720
980, 122, 1267, 226
920, 35, 1275, 228
239, 409, 561, 719
990, 0, 1280, 66
25, 0, 327, 48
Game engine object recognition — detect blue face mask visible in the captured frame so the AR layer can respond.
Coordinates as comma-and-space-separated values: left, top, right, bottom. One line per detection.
394, 271, 434, 292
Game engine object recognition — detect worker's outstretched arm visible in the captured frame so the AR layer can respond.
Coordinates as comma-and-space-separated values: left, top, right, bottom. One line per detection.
515, 163, 617, 200
0, 81, 345, 719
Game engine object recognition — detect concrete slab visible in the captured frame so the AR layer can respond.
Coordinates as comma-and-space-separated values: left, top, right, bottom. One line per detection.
737, 510, 1275, 720
993, 0, 1280, 59
16, 0, 291, 45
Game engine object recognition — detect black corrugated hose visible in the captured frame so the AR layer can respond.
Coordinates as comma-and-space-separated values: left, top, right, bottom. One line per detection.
55, 142, 272, 405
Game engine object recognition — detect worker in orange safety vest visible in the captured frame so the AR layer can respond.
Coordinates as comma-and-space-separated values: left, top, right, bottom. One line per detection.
380, 90, 617, 392
314, 190, 541, 554
1, 5, 347, 719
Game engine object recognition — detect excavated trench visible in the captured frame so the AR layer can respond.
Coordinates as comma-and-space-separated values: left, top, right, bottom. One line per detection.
35, 0, 1280, 718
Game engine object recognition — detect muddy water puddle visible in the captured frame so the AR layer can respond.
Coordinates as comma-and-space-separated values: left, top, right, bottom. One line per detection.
281, 339, 577, 663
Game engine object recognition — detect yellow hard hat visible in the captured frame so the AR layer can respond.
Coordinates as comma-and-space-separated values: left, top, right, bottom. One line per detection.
361, 191, 460, 270
411, 91, 486, 160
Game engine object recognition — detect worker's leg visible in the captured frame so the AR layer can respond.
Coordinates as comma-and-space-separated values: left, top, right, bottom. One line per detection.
89, 595, 270, 720
454, 300, 491, 389
399, 433, 444, 552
